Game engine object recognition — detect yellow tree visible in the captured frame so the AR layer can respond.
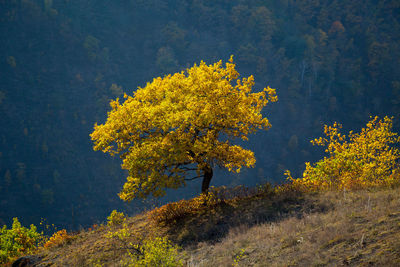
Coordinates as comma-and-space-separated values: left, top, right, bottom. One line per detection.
90, 56, 277, 201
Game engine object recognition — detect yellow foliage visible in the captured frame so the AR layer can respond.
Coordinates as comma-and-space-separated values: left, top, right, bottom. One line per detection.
107, 210, 126, 226
90, 56, 277, 200
286, 116, 400, 191
43, 229, 71, 249
0, 218, 44, 264
105, 222, 140, 242
122, 237, 183, 267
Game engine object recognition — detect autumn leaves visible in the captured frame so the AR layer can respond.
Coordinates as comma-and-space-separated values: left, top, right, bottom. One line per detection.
91, 57, 399, 202
91, 57, 277, 200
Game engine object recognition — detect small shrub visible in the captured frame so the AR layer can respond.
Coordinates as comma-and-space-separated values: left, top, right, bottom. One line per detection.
43, 229, 71, 249
107, 210, 126, 226
105, 222, 139, 242
148, 190, 222, 225
233, 248, 246, 266
123, 237, 183, 267
0, 218, 43, 264
286, 116, 400, 191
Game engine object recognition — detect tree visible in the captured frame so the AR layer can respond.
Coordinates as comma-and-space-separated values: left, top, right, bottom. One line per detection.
90, 56, 277, 201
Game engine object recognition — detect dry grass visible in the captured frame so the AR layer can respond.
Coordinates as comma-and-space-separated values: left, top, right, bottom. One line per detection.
21, 185, 400, 266
184, 188, 400, 266
33, 212, 162, 266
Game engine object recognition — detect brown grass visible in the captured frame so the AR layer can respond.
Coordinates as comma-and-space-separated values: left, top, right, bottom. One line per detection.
184, 188, 400, 266
23, 185, 400, 266
33, 212, 161, 266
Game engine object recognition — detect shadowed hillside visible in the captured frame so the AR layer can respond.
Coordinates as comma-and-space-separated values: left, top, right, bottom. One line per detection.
10, 185, 399, 266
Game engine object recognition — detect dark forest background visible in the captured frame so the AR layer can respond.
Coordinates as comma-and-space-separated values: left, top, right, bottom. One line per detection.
1, 0, 399, 230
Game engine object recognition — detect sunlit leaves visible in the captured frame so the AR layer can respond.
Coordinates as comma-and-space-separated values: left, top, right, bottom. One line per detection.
286, 116, 400, 191
0, 218, 44, 264
43, 229, 71, 249
91, 56, 277, 201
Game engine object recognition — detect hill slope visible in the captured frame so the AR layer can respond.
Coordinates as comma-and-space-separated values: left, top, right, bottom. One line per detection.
19, 185, 400, 266
2, 0, 400, 228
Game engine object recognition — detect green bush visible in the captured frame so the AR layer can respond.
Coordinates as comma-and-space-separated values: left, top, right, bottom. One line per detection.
0, 218, 43, 264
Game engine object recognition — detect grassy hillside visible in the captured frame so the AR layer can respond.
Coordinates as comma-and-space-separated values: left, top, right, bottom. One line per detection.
186, 188, 400, 266
12, 184, 400, 266
5, 117, 399, 266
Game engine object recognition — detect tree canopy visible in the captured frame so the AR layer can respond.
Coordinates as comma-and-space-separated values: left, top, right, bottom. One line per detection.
90, 56, 277, 201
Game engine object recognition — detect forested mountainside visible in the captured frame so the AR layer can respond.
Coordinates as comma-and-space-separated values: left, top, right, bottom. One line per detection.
1, 0, 399, 229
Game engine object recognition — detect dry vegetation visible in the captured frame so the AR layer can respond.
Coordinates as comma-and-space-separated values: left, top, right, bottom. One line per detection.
185, 188, 400, 266
15, 184, 400, 266
32, 213, 154, 266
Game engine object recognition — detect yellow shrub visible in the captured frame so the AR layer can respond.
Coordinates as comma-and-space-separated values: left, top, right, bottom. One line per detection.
107, 210, 126, 226
287, 116, 400, 191
43, 229, 71, 249
121, 237, 183, 267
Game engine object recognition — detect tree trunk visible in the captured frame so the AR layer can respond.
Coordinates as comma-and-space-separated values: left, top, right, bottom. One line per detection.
201, 165, 213, 194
